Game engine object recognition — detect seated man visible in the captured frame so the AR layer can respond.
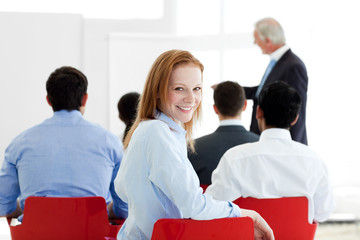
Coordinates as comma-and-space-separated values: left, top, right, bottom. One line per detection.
188, 81, 259, 185
0, 66, 127, 220
206, 81, 333, 223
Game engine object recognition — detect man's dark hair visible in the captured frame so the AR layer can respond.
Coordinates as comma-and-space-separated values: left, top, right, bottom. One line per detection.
46, 66, 88, 112
213, 81, 245, 117
259, 81, 302, 128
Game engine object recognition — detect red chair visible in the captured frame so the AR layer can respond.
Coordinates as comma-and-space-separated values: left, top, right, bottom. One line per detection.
8, 196, 124, 240
233, 197, 317, 240
200, 184, 209, 193
151, 217, 254, 240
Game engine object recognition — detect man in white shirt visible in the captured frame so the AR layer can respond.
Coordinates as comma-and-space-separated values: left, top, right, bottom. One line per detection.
206, 81, 333, 223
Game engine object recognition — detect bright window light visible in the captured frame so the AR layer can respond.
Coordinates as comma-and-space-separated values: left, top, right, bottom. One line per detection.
176, 0, 221, 35
1, 0, 163, 19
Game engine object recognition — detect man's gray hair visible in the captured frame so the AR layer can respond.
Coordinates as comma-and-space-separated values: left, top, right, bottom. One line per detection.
255, 17, 286, 45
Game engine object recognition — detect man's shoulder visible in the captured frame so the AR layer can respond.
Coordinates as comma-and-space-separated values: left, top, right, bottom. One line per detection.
240, 128, 260, 141
291, 140, 323, 160
194, 126, 259, 147
223, 140, 261, 160
193, 129, 226, 147
10, 120, 47, 142
194, 131, 217, 142
279, 49, 306, 67
217, 125, 259, 140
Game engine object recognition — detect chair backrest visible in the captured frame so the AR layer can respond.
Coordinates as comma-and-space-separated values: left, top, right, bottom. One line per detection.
233, 197, 317, 240
9, 196, 123, 240
200, 184, 209, 193
151, 217, 254, 240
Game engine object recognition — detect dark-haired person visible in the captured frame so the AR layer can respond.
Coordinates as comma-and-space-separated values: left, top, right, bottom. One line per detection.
0, 66, 128, 220
117, 92, 140, 143
206, 82, 333, 223
188, 81, 259, 185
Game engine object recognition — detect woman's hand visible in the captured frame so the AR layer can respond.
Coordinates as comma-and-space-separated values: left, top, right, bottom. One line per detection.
241, 208, 275, 240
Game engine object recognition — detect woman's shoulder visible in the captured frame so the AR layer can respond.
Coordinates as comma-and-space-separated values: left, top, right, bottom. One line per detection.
135, 119, 171, 137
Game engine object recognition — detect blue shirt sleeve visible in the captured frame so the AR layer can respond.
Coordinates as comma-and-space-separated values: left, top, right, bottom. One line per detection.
0, 140, 21, 215
107, 135, 128, 218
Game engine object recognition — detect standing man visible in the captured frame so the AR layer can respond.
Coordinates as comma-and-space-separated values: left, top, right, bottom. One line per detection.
188, 81, 259, 185
245, 17, 308, 145
0, 66, 128, 220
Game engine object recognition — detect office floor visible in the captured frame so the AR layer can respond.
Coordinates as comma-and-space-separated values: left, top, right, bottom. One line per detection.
0, 218, 10, 240
315, 222, 360, 240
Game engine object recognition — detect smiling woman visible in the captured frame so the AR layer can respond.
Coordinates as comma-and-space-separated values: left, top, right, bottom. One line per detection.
158, 64, 202, 125
113, 49, 274, 240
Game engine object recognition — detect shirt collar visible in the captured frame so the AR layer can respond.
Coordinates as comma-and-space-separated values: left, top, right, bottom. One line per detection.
260, 128, 292, 141
155, 111, 186, 135
270, 45, 290, 61
219, 119, 244, 127
53, 109, 82, 117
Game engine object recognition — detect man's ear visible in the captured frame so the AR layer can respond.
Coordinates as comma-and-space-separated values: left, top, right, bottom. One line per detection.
81, 93, 88, 107
242, 99, 247, 111
256, 105, 263, 120
265, 37, 272, 45
291, 114, 299, 126
213, 104, 219, 114
46, 96, 52, 107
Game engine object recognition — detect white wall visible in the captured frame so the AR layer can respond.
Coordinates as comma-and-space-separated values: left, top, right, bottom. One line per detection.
0, 12, 83, 163
82, 0, 176, 129
0, 2, 177, 165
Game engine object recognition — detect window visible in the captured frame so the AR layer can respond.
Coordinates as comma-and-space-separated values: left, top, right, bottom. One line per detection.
1, 0, 164, 19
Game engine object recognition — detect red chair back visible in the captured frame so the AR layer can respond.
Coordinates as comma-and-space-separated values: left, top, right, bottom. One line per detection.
200, 184, 209, 193
151, 217, 254, 240
233, 197, 317, 240
9, 196, 123, 240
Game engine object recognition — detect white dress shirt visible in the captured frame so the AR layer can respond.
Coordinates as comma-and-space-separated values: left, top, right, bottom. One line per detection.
219, 119, 244, 127
270, 44, 290, 61
206, 128, 334, 223
114, 112, 241, 240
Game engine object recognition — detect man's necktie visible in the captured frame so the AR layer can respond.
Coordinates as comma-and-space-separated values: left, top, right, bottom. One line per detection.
255, 59, 277, 98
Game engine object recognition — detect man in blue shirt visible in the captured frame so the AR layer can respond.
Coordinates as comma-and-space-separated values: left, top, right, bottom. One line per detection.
0, 66, 128, 220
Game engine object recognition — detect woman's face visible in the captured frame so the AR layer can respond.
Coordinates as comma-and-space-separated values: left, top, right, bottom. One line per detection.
159, 64, 202, 124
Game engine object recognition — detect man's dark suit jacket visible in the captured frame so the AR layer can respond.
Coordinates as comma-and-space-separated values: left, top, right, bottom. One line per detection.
188, 125, 259, 185
244, 49, 308, 145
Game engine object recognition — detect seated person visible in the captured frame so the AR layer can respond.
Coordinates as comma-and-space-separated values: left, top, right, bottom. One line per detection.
188, 81, 259, 185
117, 92, 140, 142
0, 66, 128, 220
114, 49, 274, 240
206, 81, 334, 223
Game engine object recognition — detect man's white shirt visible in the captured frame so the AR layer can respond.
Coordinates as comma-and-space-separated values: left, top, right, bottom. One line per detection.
205, 128, 334, 223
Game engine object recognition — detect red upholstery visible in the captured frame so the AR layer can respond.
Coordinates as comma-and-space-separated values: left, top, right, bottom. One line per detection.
233, 197, 317, 240
151, 217, 254, 240
9, 196, 124, 240
200, 184, 209, 193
